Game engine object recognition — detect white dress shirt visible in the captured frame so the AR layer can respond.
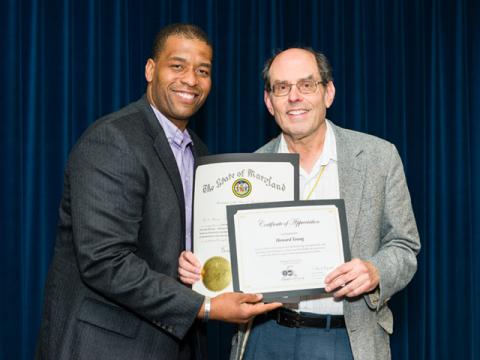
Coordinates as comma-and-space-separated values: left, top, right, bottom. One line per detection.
278, 120, 343, 315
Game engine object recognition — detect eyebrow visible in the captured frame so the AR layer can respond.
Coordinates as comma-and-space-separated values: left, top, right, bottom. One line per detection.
273, 74, 315, 83
168, 56, 212, 68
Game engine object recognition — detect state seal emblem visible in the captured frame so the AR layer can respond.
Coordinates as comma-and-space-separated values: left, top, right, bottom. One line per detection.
232, 178, 252, 198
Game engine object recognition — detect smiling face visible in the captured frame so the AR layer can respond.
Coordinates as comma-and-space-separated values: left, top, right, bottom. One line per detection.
264, 48, 335, 142
145, 35, 212, 129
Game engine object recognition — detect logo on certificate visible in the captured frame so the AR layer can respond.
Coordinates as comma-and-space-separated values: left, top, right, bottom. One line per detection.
232, 178, 252, 198
282, 269, 294, 277
281, 265, 297, 280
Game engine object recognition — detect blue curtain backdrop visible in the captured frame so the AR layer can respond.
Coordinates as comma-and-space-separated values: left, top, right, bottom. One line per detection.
1, 0, 479, 359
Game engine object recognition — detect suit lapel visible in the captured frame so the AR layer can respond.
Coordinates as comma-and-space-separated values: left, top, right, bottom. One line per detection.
152, 136, 186, 212
136, 96, 186, 216
332, 123, 366, 247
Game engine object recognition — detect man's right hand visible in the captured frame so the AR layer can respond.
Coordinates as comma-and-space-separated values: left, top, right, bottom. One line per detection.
198, 292, 282, 324
178, 251, 202, 285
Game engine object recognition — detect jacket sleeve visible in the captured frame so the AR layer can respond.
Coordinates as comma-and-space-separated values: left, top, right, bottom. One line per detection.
367, 143, 421, 310
69, 123, 204, 340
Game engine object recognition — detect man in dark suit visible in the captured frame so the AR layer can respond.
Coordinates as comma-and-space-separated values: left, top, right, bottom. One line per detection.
36, 23, 279, 360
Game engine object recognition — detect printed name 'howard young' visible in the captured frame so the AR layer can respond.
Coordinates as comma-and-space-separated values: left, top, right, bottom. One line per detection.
275, 236, 305, 243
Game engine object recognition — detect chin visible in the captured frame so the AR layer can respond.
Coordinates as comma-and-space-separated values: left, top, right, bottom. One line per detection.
286, 126, 311, 136
172, 106, 199, 118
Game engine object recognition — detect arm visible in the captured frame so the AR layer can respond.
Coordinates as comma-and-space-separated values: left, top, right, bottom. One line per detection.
197, 293, 282, 324
69, 125, 203, 339
366, 144, 421, 308
325, 144, 420, 308
70, 124, 279, 338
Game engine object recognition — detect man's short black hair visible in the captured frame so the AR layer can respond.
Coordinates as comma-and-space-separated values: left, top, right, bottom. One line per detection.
151, 23, 212, 60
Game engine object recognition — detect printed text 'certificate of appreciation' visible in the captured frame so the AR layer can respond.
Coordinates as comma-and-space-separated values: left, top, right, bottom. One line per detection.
227, 200, 351, 302
192, 154, 299, 297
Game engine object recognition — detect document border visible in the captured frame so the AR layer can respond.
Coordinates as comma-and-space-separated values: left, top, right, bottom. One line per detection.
227, 199, 351, 302
192, 153, 300, 254
191, 153, 299, 296
195, 152, 300, 203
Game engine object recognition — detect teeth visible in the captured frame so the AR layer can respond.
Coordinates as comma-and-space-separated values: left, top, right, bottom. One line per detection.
287, 109, 307, 115
177, 92, 195, 100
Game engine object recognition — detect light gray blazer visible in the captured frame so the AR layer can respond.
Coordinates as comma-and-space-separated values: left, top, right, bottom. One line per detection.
230, 121, 420, 360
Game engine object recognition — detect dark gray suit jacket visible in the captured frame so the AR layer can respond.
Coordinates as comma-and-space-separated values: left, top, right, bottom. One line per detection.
36, 96, 207, 360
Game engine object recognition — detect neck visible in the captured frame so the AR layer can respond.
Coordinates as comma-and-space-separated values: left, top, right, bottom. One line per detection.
146, 87, 189, 132
283, 122, 327, 173
168, 118, 188, 132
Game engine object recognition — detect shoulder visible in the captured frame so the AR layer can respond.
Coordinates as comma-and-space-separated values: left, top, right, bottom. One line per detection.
84, 98, 147, 140
332, 122, 393, 151
330, 121, 405, 179
69, 98, 152, 166
255, 135, 282, 153
79, 96, 156, 145
331, 121, 399, 163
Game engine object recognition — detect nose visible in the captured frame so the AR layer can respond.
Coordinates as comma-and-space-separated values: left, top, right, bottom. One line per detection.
181, 68, 198, 87
288, 84, 302, 102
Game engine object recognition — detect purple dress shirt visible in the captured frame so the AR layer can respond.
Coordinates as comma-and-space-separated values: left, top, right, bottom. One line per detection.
151, 105, 194, 251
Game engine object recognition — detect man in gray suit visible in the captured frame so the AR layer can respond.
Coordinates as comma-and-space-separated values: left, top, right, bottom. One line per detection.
36, 23, 279, 360
180, 47, 420, 359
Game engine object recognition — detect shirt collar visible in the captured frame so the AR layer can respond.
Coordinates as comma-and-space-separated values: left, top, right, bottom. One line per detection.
150, 104, 193, 149
278, 119, 337, 165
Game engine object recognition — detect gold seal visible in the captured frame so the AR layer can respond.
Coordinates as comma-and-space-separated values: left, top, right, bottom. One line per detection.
232, 178, 252, 198
202, 256, 232, 292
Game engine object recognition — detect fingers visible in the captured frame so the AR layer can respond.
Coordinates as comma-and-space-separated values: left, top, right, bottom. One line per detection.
183, 251, 202, 268
325, 269, 358, 292
240, 301, 282, 322
178, 251, 201, 284
178, 270, 200, 284
178, 269, 200, 284
324, 261, 354, 292
238, 292, 263, 303
324, 262, 353, 284
209, 292, 282, 324
235, 294, 282, 319
333, 273, 369, 298
179, 251, 201, 274
236, 299, 282, 324
324, 259, 380, 297
256, 301, 283, 313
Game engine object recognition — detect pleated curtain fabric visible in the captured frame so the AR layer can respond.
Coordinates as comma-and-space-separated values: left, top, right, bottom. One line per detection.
1, 0, 479, 359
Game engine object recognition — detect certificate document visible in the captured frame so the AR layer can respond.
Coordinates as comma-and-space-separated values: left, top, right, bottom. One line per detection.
227, 200, 351, 302
192, 154, 299, 297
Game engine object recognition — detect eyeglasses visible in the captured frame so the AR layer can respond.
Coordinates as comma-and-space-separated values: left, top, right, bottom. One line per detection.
269, 79, 324, 96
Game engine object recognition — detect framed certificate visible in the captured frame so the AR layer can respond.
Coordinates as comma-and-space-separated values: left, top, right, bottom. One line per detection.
192, 153, 299, 297
226, 200, 351, 302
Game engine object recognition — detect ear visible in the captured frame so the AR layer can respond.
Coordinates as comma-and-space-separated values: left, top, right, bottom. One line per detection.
264, 90, 275, 116
145, 58, 155, 83
324, 81, 336, 108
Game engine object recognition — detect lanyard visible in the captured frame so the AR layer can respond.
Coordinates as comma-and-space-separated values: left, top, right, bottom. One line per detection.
305, 164, 327, 200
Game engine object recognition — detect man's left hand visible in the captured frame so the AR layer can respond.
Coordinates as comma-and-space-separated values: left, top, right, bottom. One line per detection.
324, 258, 380, 298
